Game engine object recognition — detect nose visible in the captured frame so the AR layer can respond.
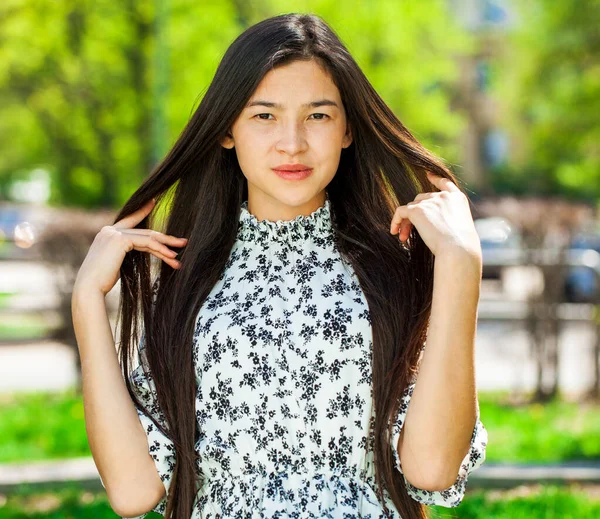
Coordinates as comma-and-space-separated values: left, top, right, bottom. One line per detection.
274, 121, 308, 156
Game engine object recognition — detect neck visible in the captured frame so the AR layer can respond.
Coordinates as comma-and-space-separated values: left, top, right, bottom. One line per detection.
246, 191, 328, 223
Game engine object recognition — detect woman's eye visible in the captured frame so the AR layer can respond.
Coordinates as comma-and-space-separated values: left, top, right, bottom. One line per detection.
254, 113, 330, 121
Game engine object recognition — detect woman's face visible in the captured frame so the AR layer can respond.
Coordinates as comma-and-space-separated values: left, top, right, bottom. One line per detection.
220, 59, 352, 220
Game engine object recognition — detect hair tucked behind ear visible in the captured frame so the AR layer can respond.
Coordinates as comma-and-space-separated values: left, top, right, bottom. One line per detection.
113, 12, 462, 519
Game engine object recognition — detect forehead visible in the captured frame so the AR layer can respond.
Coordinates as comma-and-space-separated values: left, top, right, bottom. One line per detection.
248, 59, 342, 105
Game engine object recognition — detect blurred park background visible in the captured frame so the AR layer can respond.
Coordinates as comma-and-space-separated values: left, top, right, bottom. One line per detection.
1, 0, 599, 517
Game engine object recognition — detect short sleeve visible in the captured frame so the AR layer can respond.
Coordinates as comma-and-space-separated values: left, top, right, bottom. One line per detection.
389, 380, 488, 508
124, 279, 176, 518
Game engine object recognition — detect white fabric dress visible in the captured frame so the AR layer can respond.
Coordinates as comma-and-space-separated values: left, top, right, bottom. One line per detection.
125, 196, 488, 518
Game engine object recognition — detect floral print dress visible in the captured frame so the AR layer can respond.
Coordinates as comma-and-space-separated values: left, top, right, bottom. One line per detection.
125, 196, 488, 518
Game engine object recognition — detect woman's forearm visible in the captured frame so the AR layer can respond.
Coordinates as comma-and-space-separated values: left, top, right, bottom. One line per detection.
398, 249, 481, 490
71, 284, 164, 516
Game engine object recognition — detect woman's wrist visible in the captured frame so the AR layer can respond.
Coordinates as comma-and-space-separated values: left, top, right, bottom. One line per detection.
72, 279, 107, 302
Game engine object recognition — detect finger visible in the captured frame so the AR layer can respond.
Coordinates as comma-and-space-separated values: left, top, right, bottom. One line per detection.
114, 199, 157, 230
426, 171, 460, 193
398, 219, 412, 243
390, 206, 410, 233
413, 192, 436, 202
133, 242, 182, 269
129, 233, 181, 260
122, 228, 189, 247
146, 248, 182, 269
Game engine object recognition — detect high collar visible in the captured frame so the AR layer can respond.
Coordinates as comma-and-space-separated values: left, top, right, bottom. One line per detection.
237, 196, 334, 245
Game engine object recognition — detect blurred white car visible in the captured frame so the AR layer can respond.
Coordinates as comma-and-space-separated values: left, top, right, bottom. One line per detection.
564, 232, 600, 303
474, 217, 523, 279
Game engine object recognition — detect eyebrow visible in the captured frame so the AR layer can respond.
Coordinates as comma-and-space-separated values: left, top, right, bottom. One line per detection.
245, 99, 340, 110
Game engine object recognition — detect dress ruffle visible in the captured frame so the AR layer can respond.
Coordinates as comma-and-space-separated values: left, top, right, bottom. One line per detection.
237, 195, 334, 244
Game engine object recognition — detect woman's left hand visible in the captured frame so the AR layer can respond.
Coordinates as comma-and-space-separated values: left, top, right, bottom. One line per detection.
390, 170, 482, 259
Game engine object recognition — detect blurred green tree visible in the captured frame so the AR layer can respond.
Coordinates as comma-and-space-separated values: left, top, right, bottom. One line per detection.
490, 0, 600, 202
0, 0, 470, 208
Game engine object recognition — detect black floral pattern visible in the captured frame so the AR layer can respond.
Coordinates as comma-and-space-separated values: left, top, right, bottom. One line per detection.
126, 195, 487, 518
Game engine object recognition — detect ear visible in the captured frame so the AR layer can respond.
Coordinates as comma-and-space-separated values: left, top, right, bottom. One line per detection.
342, 122, 353, 149
220, 130, 235, 149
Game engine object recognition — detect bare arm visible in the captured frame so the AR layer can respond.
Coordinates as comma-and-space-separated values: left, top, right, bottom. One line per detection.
70, 198, 186, 515
72, 283, 165, 517
398, 249, 481, 491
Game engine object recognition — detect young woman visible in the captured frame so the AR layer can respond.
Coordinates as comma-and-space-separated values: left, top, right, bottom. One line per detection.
72, 12, 487, 519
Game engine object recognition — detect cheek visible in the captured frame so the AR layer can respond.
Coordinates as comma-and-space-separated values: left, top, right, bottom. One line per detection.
317, 122, 348, 150
234, 126, 263, 152
232, 132, 269, 180
308, 129, 345, 157
236, 126, 273, 153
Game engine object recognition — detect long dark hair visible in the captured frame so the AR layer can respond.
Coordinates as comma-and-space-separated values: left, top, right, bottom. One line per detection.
114, 12, 463, 519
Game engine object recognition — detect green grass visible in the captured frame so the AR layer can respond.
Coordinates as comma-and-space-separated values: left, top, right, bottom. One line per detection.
0, 486, 122, 519
0, 388, 598, 464
0, 390, 90, 462
431, 484, 600, 518
479, 390, 600, 463
0, 484, 597, 518
0, 484, 156, 519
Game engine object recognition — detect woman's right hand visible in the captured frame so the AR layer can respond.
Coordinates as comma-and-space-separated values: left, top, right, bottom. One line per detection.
74, 199, 189, 296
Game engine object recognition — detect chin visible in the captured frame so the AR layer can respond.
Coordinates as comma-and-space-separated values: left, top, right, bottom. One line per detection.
248, 177, 329, 206
274, 191, 324, 207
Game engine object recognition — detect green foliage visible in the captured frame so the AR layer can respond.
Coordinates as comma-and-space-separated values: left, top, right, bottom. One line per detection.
265, 0, 473, 164
0, 1, 471, 209
491, 0, 600, 200
5, 1, 595, 204
0, 1, 242, 208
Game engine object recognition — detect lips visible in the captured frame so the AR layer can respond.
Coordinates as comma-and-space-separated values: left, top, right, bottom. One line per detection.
272, 164, 312, 172
272, 165, 313, 180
